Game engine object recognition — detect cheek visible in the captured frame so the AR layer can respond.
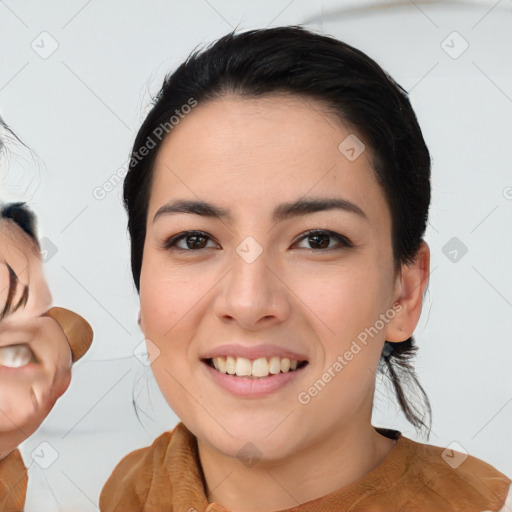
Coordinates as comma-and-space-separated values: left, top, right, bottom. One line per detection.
138, 257, 215, 386
139, 259, 197, 337
139, 263, 197, 416
293, 261, 386, 338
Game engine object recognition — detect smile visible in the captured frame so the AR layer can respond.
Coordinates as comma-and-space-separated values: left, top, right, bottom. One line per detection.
204, 356, 308, 378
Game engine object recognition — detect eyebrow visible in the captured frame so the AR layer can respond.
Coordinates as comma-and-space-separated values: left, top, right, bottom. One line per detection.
153, 197, 369, 224
0, 263, 29, 322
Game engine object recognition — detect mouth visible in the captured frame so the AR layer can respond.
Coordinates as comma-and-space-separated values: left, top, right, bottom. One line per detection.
202, 356, 309, 378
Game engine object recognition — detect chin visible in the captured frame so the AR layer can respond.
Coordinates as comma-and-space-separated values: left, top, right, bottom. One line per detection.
201, 430, 293, 465
192, 413, 300, 461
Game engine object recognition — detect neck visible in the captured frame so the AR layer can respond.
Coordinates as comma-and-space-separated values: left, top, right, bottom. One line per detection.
197, 420, 397, 511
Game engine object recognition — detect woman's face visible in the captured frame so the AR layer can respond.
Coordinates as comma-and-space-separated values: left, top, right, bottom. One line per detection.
139, 94, 409, 461
0, 218, 72, 442
0, 218, 92, 366
0, 219, 52, 322
0, 219, 70, 369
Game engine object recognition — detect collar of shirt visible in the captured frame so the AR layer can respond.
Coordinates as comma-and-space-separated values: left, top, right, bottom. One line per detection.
165, 422, 403, 511
162, 422, 510, 512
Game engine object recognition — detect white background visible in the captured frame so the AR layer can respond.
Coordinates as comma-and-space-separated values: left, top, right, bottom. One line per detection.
1, 0, 511, 510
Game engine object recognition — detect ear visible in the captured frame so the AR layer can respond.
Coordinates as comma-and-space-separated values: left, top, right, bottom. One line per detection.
384, 240, 430, 343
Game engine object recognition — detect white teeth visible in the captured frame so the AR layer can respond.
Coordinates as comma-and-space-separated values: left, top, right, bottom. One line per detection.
217, 356, 226, 373
0, 344, 33, 368
208, 355, 304, 377
235, 357, 252, 376
212, 356, 228, 373
269, 356, 281, 375
225, 356, 236, 375
252, 358, 269, 377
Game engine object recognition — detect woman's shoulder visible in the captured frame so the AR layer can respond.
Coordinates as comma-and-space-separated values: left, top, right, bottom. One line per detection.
97, 422, 511, 512
98, 423, 181, 511
390, 433, 511, 511
0, 448, 28, 511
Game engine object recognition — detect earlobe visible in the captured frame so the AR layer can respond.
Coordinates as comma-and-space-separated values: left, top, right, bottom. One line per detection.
384, 241, 430, 343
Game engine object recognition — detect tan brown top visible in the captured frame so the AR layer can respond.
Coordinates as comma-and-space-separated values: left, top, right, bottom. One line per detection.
1, 422, 510, 511
0, 448, 27, 511
98, 422, 511, 511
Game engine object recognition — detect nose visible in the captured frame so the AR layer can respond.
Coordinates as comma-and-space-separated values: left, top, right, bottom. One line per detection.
214, 244, 290, 331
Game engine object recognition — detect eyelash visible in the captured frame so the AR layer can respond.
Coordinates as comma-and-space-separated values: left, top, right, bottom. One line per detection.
162, 229, 354, 252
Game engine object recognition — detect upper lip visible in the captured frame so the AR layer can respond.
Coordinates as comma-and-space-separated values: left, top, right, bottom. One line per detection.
201, 344, 309, 362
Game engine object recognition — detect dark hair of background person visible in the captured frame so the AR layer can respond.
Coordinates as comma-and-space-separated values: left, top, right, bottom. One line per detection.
123, 25, 432, 438
0, 116, 39, 320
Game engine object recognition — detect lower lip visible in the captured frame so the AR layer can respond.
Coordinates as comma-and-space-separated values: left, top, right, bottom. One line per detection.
202, 361, 306, 397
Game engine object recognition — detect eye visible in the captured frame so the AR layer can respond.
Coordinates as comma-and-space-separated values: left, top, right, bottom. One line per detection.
162, 229, 354, 252
163, 230, 219, 251
293, 229, 353, 251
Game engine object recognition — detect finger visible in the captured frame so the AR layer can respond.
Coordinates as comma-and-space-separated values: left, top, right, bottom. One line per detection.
46, 307, 93, 362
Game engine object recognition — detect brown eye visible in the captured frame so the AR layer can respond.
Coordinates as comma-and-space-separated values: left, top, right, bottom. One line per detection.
163, 231, 218, 251
294, 230, 353, 251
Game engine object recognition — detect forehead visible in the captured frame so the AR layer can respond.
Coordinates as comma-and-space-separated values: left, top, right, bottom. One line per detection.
0, 219, 39, 260
148, 94, 388, 227
0, 219, 31, 256
0, 221, 31, 301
